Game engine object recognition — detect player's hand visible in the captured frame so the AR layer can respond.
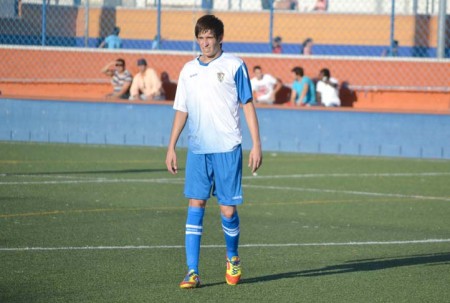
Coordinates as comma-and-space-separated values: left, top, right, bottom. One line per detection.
248, 145, 262, 173
165, 149, 178, 174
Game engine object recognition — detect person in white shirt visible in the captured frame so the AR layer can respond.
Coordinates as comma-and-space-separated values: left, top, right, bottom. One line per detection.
250, 65, 281, 105
316, 68, 341, 107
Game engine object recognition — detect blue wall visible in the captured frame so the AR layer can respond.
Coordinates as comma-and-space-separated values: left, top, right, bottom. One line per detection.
1, 98, 450, 159
1, 35, 446, 58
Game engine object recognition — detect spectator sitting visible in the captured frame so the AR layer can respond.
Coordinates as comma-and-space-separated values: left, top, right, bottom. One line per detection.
316, 68, 341, 107
101, 58, 132, 100
301, 38, 313, 55
261, 0, 272, 9
99, 26, 122, 49
161, 71, 177, 101
313, 0, 327, 11
129, 58, 163, 101
381, 39, 399, 57
290, 66, 317, 106
272, 36, 283, 54
273, 0, 298, 10
250, 65, 282, 105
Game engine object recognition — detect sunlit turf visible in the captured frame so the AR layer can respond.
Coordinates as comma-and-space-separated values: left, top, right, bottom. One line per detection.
1, 142, 449, 302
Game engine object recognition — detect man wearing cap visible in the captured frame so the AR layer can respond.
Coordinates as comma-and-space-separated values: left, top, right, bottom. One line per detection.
129, 58, 163, 101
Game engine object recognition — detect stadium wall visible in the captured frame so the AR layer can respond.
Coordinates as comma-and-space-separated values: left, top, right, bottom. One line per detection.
1, 47, 449, 111
1, 98, 450, 160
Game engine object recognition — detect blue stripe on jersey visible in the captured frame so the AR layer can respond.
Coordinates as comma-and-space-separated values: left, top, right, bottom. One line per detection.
234, 64, 253, 104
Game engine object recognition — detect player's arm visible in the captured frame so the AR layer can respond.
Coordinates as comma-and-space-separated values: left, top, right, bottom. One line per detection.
149, 68, 162, 97
115, 79, 132, 98
316, 83, 322, 105
165, 110, 188, 174
290, 87, 297, 105
101, 61, 115, 77
316, 91, 322, 105
129, 75, 139, 99
298, 83, 309, 106
273, 78, 283, 95
242, 101, 262, 173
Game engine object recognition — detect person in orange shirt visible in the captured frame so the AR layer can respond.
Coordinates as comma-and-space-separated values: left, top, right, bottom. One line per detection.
129, 58, 163, 101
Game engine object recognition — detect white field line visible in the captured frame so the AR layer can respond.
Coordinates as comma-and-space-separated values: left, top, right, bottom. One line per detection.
0, 177, 185, 185
243, 172, 450, 179
244, 184, 450, 202
1, 172, 450, 201
1, 171, 450, 185
1, 239, 450, 252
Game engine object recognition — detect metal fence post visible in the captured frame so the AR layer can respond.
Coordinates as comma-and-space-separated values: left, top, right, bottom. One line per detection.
269, 0, 274, 52
41, 0, 47, 46
389, 0, 396, 56
437, 0, 447, 58
155, 0, 161, 50
84, 0, 90, 47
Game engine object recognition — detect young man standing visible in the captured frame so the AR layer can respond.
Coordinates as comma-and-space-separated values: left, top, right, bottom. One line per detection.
98, 26, 122, 49
165, 15, 262, 289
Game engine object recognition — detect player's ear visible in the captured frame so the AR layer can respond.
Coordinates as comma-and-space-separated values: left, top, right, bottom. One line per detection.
217, 34, 224, 44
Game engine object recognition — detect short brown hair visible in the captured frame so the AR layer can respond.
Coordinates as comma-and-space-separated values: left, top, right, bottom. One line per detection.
195, 15, 224, 39
291, 66, 304, 76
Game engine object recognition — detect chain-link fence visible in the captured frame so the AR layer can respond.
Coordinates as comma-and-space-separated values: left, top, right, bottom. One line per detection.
1, 0, 449, 99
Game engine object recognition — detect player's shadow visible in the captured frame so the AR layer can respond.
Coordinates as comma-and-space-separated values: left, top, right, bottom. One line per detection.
238, 252, 450, 285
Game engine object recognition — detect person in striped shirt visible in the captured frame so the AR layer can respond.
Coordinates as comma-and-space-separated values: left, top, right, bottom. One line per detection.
101, 58, 132, 99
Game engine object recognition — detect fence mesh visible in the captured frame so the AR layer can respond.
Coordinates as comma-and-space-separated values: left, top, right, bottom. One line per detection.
1, 0, 449, 98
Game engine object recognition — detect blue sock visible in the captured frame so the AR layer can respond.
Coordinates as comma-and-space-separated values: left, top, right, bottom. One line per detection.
221, 212, 240, 260
185, 206, 205, 274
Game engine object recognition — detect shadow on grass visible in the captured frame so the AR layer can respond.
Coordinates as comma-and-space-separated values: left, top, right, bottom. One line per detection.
239, 252, 450, 285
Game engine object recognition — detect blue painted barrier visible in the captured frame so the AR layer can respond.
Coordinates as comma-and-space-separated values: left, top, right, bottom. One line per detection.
1, 35, 445, 57
1, 98, 449, 159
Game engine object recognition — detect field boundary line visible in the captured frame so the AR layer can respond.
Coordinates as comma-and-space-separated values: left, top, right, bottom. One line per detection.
244, 172, 450, 179
1, 171, 450, 186
1, 239, 450, 252
244, 184, 450, 202
1, 172, 449, 202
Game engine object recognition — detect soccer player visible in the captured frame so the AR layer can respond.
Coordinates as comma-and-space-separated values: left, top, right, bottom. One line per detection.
165, 14, 262, 289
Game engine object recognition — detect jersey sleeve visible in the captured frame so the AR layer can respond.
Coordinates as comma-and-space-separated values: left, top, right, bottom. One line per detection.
268, 74, 277, 85
173, 68, 188, 112
316, 81, 324, 93
234, 63, 253, 104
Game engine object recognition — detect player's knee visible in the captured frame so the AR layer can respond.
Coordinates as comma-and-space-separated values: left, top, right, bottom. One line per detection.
189, 199, 206, 208
220, 206, 236, 219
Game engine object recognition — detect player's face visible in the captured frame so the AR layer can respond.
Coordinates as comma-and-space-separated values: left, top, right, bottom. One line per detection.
254, 69, 263, 80
197, 30, 222, 60
138, 65, 147, 73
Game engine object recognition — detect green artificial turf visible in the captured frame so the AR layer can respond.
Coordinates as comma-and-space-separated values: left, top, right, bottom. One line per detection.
1, 142, 449, 302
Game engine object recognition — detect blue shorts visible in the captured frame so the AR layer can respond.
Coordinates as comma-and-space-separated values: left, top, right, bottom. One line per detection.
184, 145, 243, 205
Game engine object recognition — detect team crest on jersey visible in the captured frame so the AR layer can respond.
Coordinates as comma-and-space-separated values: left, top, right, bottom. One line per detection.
217, 72, 225, 82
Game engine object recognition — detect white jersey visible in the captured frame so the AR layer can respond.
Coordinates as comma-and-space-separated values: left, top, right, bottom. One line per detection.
173, 52, 253, 154
316, 77, 341, 107
250, 73, 277, 104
